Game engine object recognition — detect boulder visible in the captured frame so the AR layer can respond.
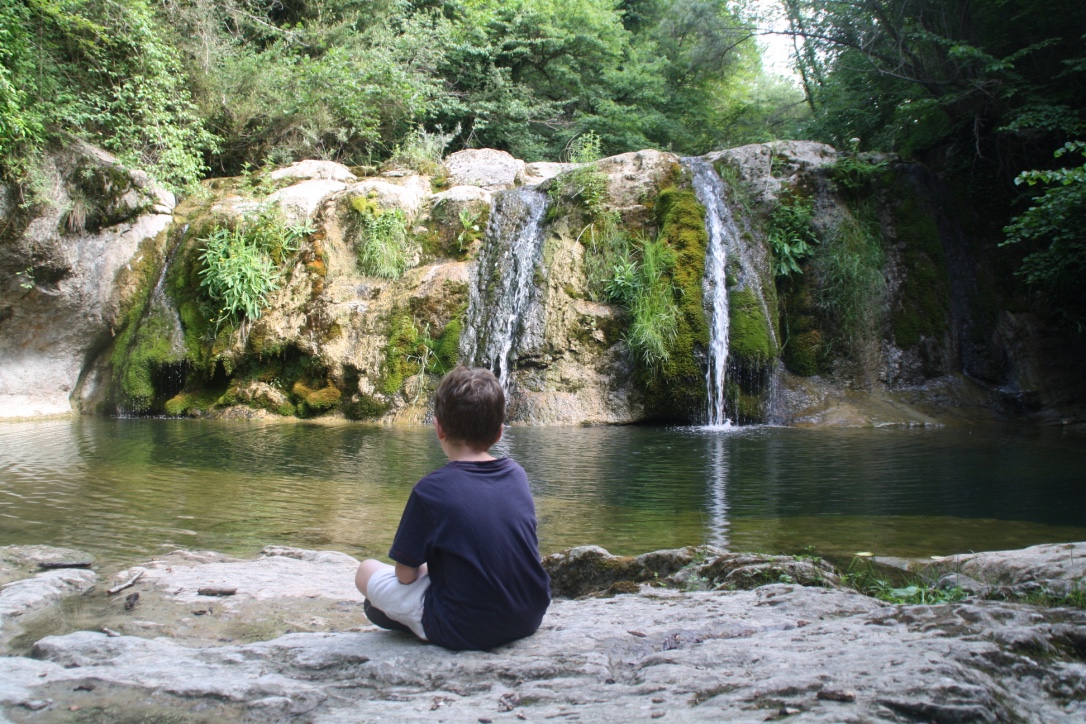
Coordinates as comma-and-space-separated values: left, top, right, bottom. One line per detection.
444, 149, 520, 190
519, 161, 571, 186
265, 179, 347, 225
1, 544, 1084, 720
345, 176, 430, 220
1, 567, 96, 638
2, 583, 1084, 721
268, 160, 357, 183
707, 140, 838, 204
597, 149, 681, 209
946, 541, 1086, 598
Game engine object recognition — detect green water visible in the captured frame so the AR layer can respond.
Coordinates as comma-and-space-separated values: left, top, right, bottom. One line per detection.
1, 419, 1084, 571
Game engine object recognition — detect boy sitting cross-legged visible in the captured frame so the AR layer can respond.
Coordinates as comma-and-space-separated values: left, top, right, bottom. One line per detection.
354, 366, 551, 650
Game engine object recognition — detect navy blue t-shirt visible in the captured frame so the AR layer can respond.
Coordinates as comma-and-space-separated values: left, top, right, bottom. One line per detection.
388, 457, 551, 650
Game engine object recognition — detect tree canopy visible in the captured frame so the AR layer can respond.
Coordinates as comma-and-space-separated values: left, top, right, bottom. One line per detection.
784, 0, 1086, 326
1, 0, 804, 186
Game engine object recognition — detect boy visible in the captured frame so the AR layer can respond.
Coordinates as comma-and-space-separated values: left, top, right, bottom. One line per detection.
354, 366, 551, 650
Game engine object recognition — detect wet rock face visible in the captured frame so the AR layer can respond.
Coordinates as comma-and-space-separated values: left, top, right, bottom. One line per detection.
1, 543, 1084, 722
0, 143, 175, 418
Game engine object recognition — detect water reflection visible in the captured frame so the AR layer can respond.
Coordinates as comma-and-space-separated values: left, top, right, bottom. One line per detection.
1, 419, 1084, 570
705, 430, 730, 550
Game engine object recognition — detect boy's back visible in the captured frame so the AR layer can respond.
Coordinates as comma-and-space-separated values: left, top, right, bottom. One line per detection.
355, 366, 551, 651
390, 456, 550, 650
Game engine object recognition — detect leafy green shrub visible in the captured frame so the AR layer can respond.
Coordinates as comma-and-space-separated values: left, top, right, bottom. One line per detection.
351, 195, 412, 279
0, 0, 216, 189
580, 212, 632, 301
829, 156, 888, 198
197, 209, 308, 327
455, 207, 486, 255
767, 195, 817, 276
1002, 141, 1086, 329
387, 125, 458, 176
549, 131, 609, 218
619, 236, 680, 369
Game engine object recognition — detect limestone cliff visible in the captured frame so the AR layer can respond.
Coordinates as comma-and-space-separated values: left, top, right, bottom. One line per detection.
2, 142, 1081, 425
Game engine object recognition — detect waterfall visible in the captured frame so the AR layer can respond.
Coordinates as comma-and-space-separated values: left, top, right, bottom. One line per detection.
684, 158, 736, 427
684, 157, 779, 427
150, 225, 187, 363
461, 188, 549, 394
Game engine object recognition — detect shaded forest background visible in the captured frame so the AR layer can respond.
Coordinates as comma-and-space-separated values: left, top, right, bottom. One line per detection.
1, 0, 1084, 326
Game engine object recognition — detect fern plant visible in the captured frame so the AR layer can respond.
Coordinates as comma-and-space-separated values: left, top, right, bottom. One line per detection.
197, 208, 309, 327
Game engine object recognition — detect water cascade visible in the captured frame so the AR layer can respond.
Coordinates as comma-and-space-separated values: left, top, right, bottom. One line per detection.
684, 157, 778, 426
461, 188, 549, 393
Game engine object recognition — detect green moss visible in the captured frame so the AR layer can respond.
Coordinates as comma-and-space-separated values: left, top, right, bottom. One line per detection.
638, 186, 710, 420
779, 276, 825, 377
380, 313, 423, 395
889, 184, 950, 350
291, 381, 342, 411
784, 330, 822, 377
164, 393, 191, 417
729, 385, 766, 424
435, 319, 462, 371
163, 390, 220, 417
729, 287, 776, 368
108, 232, 188, 413
344, 394, 391, 420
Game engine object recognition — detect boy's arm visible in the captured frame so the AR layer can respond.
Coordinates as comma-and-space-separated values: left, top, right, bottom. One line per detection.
395, 562, 428, 584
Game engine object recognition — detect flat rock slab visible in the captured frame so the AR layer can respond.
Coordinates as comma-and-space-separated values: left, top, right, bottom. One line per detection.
0, 546, 98, 644
2, 586, 1084, 722
118, 546, 360, 606
950, 541, 1086, 595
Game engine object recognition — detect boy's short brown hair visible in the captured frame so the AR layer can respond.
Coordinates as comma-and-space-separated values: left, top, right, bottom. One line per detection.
434, 366, 505, 449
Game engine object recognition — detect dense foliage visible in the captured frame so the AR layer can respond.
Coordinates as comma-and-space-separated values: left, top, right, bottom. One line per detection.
1, 0, 805, 189
0, 0, 216, 188
784, 0, 1086, 326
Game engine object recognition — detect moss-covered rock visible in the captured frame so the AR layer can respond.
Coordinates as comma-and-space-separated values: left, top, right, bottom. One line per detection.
108, 233, 186, 413
889, 181, 950, 351
728, 287, 776, 369
640, 186, 710, 420
291, 381, 342, 412
784, 329, 823, 377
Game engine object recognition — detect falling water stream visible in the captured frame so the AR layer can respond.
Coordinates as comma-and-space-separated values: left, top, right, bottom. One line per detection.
684, 157, 779, 426
461, 188, 549, 393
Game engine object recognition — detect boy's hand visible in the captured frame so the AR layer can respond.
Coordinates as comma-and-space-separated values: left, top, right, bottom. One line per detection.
395, 562, 427, 584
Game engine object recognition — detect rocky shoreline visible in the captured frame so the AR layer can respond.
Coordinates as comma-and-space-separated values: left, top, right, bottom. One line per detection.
1, 542, 1084, 722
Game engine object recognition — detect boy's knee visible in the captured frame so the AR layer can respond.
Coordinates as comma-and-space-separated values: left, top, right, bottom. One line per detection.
355, 559, 388, 596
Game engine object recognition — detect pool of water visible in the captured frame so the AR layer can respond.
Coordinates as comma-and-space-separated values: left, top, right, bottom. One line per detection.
1, 418, 1084, 571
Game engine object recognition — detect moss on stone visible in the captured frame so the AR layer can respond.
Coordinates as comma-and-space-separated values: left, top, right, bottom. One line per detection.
784, 330, 822, 377
889, 183, 950, 350
728, 287, 776, 368
107, 231, 189, 413
638, 186, 710, 420
380, 313, 424, 396
344, 394, 390, 420
291, 381, 342, 411
435, 319, 462, 371
778, 270, 825, 377
163, 390, 221, 417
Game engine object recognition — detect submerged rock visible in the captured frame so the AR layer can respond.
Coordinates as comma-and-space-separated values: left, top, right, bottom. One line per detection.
0, 542, 1083, 721
0, 546, 97, 640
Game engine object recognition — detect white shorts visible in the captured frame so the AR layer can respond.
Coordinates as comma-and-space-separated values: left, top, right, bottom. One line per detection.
365, 564, 429, 640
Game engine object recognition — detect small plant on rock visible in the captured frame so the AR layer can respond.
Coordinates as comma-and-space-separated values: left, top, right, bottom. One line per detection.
549, 131, 608, 218
767, 195, 817, 277
351, 195, 412, 279
197, 208, 309, 328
